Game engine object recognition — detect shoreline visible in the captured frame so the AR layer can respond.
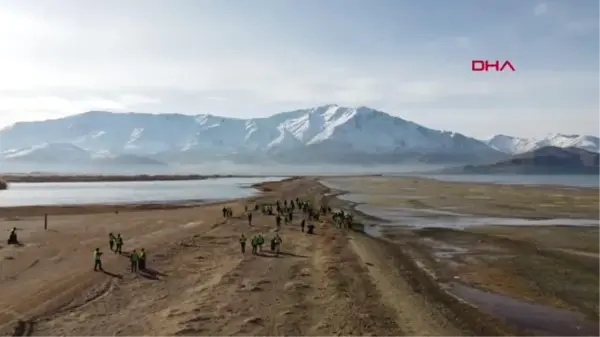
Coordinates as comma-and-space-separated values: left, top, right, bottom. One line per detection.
0, 177, 297, 217
0, 173, 290, 183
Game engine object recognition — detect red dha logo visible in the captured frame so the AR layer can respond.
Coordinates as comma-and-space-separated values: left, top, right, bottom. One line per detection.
471, 60, 516, 72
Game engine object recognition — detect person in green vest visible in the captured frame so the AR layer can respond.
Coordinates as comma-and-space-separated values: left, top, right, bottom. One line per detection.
239, 233, 247, 253
251, 234, 258, 254
255, 234, 262, 252
272, 233, 283, 256
115, 234, 123, 254
130, 249, 139, 273
93, 248, 103, 271
138, 248, 146, 270
108, 233, 116, 252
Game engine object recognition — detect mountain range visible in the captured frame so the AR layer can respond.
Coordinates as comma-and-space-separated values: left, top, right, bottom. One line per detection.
0, 105, 597, 167
444, 146, 599, 175
485, 134, 599, 155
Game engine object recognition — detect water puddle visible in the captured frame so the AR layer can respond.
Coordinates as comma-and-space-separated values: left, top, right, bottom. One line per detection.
448, 283, 599, 336
363, 223, 382, 237
421, 238, 469, 259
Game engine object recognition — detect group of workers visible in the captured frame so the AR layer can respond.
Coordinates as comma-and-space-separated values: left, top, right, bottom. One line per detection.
239, 232, 283, 256
236, 197, 339, 256
93, 233, 148, 274
90, 195, 353, 273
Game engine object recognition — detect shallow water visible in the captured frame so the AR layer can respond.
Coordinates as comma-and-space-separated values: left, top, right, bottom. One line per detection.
448, 283, 599, 336
354, 203, 598, 229
0, 177, 285, 206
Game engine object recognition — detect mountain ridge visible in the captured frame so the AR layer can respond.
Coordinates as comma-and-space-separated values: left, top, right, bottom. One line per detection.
486, 133, 599, 154
0, 105, 596, 166
442, 146, 600, 175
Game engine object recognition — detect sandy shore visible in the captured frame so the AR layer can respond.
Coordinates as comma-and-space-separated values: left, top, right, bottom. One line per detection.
0, 176, 596, 336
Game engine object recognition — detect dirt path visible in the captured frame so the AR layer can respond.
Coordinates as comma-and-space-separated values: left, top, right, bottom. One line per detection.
0, 178, 466, 336
348, 232, 464, 336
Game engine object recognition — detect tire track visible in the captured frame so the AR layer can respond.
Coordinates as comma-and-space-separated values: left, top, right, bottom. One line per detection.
43, 277, 117, 320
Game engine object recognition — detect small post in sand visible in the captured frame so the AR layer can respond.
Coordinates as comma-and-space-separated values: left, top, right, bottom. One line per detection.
44, 213, 48, 230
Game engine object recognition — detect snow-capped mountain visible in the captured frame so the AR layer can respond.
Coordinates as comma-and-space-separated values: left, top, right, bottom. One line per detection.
0, 105, 506, 165
486, 134, 600, 154
0, 142, 166, 166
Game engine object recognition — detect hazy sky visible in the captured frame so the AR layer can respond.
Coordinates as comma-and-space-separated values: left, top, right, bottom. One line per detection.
0, 0, 598, 138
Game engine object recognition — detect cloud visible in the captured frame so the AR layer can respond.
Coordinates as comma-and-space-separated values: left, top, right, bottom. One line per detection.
534, 2, 548, 16
0, 0, 596, 138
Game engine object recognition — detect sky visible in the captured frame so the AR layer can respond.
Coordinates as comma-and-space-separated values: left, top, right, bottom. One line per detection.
0, 0, 598, 139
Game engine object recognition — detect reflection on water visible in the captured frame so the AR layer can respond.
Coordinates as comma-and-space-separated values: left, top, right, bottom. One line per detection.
448, 283, 599, 336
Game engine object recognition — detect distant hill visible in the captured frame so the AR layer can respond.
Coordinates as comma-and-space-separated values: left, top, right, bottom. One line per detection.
441, 146, 600, 175
485, 134, 599, 154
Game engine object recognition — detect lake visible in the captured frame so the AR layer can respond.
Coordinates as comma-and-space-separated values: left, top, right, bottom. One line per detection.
0, 177, 285, 207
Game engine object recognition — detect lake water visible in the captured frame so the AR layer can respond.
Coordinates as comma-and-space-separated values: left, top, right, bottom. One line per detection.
0, 177, 285, 207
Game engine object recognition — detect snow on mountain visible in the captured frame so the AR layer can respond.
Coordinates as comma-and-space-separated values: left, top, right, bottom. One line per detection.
0, 142, 166, 166
2, 143, 92, 163
0, 105, 504, 165
486, 134, 600, 154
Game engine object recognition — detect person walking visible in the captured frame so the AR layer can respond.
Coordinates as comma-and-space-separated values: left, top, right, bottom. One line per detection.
108, 233, 116, 252
115, 234, 123, 254
272, 233, 282, 256
251, 235, 258, 254
93, 248, 103, 271
138, 248, 147, 270
257, 234, 264, 252
239, 233, 247, 253
130, 249, 139, 273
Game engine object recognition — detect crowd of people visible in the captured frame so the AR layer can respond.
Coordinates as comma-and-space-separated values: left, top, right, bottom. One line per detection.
6, 194, 357, 276
232, 196, 357, 257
